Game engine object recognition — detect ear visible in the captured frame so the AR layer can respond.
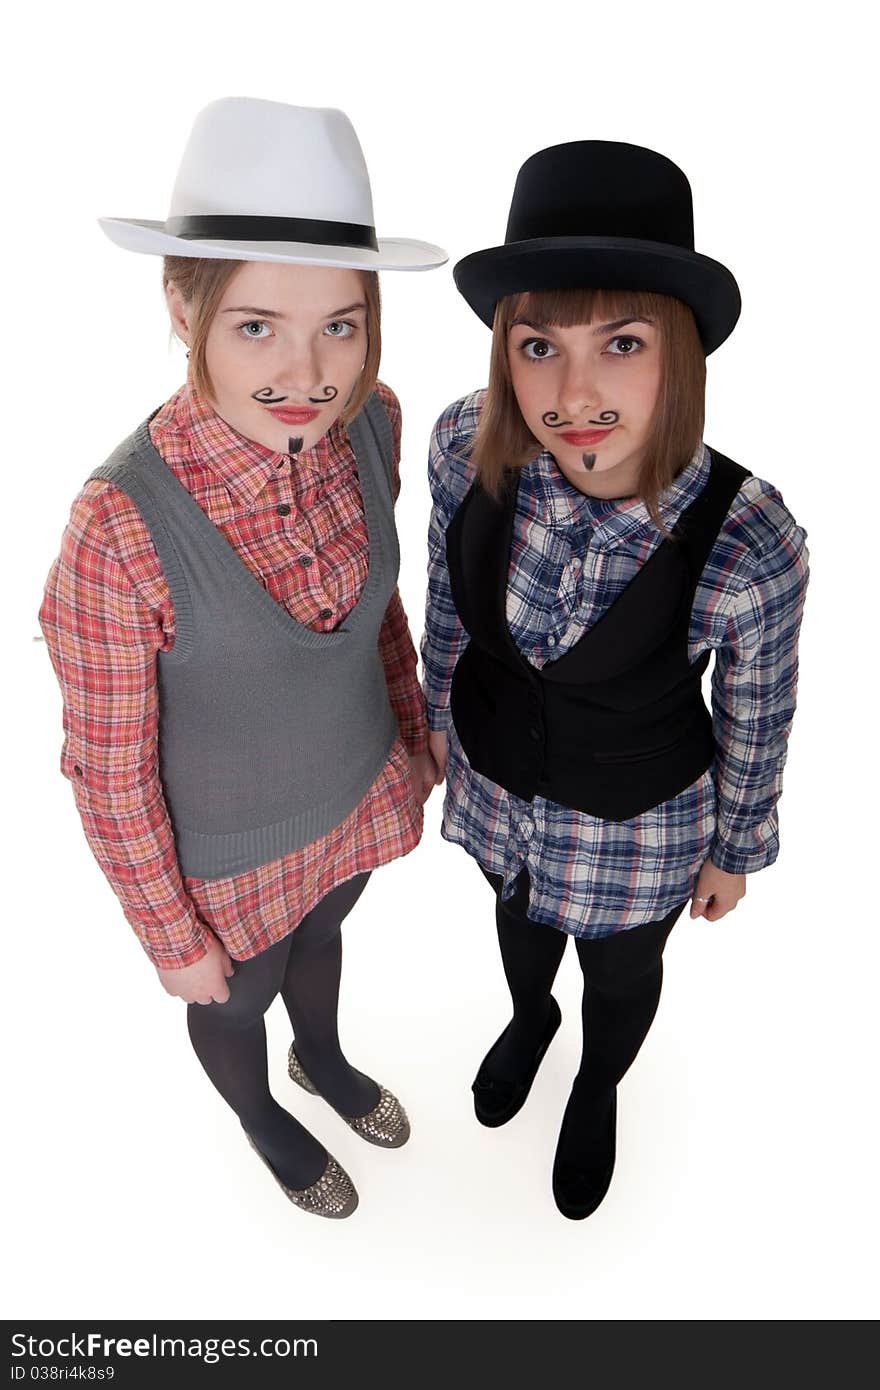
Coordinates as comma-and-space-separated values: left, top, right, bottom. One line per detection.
164, 280, 192, 349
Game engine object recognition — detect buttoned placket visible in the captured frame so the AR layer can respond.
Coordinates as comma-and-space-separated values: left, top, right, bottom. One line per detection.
538, 533, 596, 663
261, 451, 339, 629
535, 455, 610, 660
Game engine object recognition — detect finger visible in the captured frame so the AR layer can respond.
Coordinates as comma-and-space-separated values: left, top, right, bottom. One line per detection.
705, 900, 729, 921
212, 982, 232, 1004
689, 896, 708, 919
223, 958, 236, 979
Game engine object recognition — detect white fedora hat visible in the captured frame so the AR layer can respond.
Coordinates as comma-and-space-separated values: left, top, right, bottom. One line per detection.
99, 97, 447, 272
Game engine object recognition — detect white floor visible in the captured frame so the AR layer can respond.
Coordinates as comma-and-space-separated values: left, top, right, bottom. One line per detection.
5, 651, 875, 1320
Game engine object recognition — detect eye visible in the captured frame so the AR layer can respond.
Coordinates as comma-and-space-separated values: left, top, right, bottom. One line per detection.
325, 320, 356, 339
605, 335, 644, 356
237, 320, 272, 340
518, 337, 558, 361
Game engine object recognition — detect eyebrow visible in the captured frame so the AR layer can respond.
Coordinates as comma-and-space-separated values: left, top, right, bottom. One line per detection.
510, 316, 655, 334
221, 302, 368, 318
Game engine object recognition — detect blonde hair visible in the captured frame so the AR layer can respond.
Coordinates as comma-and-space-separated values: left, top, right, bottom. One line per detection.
472, 287, 706, 531
161, 257, 382, 425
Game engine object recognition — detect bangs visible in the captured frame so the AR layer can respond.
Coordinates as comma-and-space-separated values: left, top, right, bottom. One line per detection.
504, 287, 664, 330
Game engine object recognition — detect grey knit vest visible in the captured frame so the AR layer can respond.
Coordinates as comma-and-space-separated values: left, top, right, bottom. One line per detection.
90, 392, 400, 880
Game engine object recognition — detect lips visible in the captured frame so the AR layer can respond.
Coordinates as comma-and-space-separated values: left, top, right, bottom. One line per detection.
559, 427, 616, 446
266, 406, 320, 425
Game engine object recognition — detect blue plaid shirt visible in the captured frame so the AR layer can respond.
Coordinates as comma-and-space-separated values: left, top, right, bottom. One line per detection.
421, 389, 810, 937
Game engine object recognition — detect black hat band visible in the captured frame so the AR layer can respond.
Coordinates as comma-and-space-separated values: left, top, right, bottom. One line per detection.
166, 214, 379, 252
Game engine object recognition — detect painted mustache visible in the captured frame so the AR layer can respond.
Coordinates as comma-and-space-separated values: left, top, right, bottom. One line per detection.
250, 385, 339, 404
542, 409, 620, 428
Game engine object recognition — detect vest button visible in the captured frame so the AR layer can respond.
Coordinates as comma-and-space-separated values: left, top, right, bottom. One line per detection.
276, 503, 291, 517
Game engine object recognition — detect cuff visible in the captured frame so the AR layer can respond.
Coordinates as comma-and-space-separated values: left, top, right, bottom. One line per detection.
141, 926, 213, 971
709, 838, 780, 875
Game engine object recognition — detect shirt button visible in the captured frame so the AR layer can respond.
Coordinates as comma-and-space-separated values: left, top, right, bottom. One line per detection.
298, 554, 313, 567
276, 503, 291, 517
529, 727, 541, 742
73, 765, 84, 777
319, 607, 333, 620
547, 634, 557, 647
570, 557, 582, 572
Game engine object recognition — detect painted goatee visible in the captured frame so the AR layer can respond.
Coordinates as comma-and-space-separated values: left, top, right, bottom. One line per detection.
582, 453, 597, 471
288, 436, 304, 455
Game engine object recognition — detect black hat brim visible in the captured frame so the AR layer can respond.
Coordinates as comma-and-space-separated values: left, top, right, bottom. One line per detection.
453, 236, 741, 355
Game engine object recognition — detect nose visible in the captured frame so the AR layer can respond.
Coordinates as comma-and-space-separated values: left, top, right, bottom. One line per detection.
558, 357, 602, 421
274, 340, 323, 400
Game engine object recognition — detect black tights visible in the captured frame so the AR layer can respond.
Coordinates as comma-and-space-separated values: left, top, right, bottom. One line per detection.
186, 873, 375, 1190
479, 865, 686, 1153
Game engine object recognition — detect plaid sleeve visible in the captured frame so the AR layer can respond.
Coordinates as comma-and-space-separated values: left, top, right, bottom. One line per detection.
38, 486, 212, 968
374, 380, 428, 754
420, 394, 480, 732
709, 510, 810, 874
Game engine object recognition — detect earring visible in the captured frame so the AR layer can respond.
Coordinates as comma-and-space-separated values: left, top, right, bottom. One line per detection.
186, 350, 191, 359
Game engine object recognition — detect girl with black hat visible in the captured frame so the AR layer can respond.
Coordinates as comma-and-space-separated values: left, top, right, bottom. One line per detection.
422, 141, 809, 1219
39, 98, 446, 1219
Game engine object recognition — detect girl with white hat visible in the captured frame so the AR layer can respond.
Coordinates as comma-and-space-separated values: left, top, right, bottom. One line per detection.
39, 97, 446, 1218
422, 140, 809, 1219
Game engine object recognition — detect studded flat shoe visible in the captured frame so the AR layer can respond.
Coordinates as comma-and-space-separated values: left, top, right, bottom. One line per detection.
472, 996, 562, 1128
243, 1130, 358, 1218
286, 1044, 411, 1149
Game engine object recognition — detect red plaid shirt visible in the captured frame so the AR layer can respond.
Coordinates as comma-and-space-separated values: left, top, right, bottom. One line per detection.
39, 380, 427, 969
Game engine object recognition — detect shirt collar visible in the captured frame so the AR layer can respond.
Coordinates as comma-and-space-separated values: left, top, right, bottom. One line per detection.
161, 382, 332, 511
530, 442, 711, 552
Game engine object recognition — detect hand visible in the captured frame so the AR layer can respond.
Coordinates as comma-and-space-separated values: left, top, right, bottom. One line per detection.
427, 729, 448, 784
689, 860, 746, 921
408, 748, 440, 805
156, 932, 236, 1004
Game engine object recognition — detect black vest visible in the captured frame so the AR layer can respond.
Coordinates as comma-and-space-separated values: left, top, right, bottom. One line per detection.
445, 449, 750, 821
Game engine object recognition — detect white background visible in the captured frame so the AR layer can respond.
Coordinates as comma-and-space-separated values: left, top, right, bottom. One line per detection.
4, 0, 877, 1322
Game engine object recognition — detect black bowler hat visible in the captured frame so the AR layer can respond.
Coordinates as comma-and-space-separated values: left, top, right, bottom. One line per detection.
453, 141, 741, 354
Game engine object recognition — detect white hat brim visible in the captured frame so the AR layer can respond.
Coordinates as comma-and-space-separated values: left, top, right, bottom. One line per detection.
98, 217, 447, 270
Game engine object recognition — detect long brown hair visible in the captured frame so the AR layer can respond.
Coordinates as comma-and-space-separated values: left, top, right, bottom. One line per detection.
161, 257, 382, 425
472, 287, 705, 531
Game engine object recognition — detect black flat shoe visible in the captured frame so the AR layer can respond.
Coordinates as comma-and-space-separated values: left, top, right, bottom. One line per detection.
552, 1089, 617, 1220
472, 996, 562, 1127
